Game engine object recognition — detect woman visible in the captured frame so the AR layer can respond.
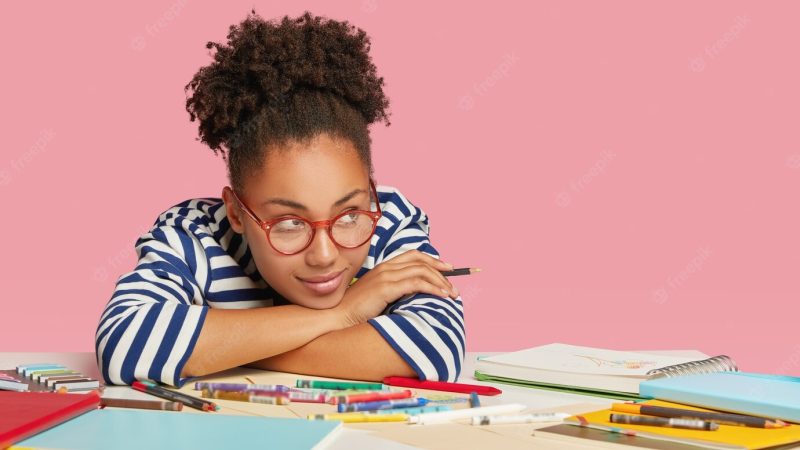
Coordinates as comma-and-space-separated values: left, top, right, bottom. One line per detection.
95, 11, 465, 387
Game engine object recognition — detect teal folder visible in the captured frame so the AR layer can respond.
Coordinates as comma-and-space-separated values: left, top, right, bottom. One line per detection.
17, 408, 342, 450
639, 371, 800, 423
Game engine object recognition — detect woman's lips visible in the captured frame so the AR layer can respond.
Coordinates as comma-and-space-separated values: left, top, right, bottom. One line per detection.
298, 270, 345, 295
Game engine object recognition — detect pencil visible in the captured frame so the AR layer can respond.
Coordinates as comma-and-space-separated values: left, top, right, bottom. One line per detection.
612, 403, 787, 429
609, 413, 719, 431
132, 381, 217, 412
100, 398, 183, 411
439, 268, 481, 277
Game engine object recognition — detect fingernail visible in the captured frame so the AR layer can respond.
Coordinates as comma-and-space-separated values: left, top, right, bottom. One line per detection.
441, 289, 449, 296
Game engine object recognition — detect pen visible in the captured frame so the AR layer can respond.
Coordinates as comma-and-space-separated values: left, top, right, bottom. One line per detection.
439, 268, 481, 277
383, 376, 502, 396
611, 403, 787, 429
609, 413, 719, 431
409, 403, 527, 425
471, 413, 570, 426
132, 381, 218, 412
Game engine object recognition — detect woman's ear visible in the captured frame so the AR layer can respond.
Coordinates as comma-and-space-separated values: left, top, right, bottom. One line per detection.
221, 186, 246, 234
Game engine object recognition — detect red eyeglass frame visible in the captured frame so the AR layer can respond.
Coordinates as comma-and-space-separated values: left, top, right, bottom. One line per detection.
229, 179, 382, 255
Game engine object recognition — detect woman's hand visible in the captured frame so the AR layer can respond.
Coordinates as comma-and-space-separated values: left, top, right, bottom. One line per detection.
334, 250, 461, 328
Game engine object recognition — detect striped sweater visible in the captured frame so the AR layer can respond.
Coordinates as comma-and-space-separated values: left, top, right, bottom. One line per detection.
94, 184, 466, 387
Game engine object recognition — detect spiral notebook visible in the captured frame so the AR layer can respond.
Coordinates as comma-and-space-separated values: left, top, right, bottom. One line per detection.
474, 344, 738, 400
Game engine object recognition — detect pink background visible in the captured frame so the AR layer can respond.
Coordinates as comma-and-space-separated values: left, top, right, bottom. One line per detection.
2, 1, 799, 375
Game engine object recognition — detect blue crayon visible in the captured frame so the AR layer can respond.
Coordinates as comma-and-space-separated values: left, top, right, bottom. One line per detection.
338, 398, 429, 413
469, 392, 481, 408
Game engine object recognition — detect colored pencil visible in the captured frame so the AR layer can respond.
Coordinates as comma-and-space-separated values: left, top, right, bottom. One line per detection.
611, 403, 787, 429
132, 381, 217, 412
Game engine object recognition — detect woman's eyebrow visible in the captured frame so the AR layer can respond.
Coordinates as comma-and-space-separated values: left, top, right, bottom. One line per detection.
260, 188, 367, 211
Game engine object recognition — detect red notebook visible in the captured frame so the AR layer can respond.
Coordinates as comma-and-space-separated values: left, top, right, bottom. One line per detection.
0, 390, 101, 448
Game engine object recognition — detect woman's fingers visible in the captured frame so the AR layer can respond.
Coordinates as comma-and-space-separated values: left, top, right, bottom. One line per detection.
382, 264, 459, 299
386, 250, 454, 271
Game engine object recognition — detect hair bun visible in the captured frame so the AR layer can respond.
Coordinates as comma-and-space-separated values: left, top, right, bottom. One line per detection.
185, 10, 390, 153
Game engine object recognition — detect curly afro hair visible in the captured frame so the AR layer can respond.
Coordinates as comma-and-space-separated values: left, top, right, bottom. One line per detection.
184, 10, 391, 192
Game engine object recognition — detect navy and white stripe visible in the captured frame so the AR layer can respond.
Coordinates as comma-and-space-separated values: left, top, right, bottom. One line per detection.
95, 185, 466, 387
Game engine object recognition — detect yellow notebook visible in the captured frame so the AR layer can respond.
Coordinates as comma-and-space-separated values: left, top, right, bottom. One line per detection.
564, 400, 800, 450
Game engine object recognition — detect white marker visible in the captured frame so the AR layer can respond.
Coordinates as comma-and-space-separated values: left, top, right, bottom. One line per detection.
471, 412, 570, 426
408, 403, 527, 425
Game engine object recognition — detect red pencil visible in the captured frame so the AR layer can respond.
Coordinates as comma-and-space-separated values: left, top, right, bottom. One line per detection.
382, 377, 502, 396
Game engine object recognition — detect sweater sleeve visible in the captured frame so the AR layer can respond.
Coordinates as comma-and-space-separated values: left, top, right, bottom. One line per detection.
94, 218, 209, 387
367, 191, 466, 382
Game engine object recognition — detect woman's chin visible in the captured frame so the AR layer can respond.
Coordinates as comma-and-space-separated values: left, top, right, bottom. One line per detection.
290, 294, 344, 310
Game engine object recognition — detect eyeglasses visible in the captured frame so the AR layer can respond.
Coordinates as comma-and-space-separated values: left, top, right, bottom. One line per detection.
229, 179, 382, 255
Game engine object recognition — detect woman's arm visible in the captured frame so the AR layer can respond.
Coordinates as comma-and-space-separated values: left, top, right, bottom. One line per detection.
180, 305, 345, 378
246, 322, 417, 381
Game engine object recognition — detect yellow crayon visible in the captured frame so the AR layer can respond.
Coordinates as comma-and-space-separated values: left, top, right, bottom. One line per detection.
308, 413, 409, 423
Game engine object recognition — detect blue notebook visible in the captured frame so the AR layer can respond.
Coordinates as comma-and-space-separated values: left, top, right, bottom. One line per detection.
639, 372, 800, 423
15, 408, 342, 450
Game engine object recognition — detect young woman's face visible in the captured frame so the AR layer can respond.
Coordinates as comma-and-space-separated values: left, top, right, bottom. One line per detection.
223, 133, 373, 309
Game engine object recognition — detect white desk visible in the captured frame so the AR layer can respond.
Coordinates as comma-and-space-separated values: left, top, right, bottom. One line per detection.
1, 352, 614, 449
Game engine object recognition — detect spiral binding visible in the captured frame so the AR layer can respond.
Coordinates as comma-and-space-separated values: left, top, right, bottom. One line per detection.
646, 355, 738, 378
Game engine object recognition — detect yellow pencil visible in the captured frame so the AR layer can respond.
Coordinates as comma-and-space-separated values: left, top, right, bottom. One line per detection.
308, 413, 409, 423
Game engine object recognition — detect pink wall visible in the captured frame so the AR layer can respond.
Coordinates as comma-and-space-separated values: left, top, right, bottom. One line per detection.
2, 1, 799, 375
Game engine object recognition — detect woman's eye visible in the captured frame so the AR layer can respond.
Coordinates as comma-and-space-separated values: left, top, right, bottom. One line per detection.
274, 219, 305, 231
